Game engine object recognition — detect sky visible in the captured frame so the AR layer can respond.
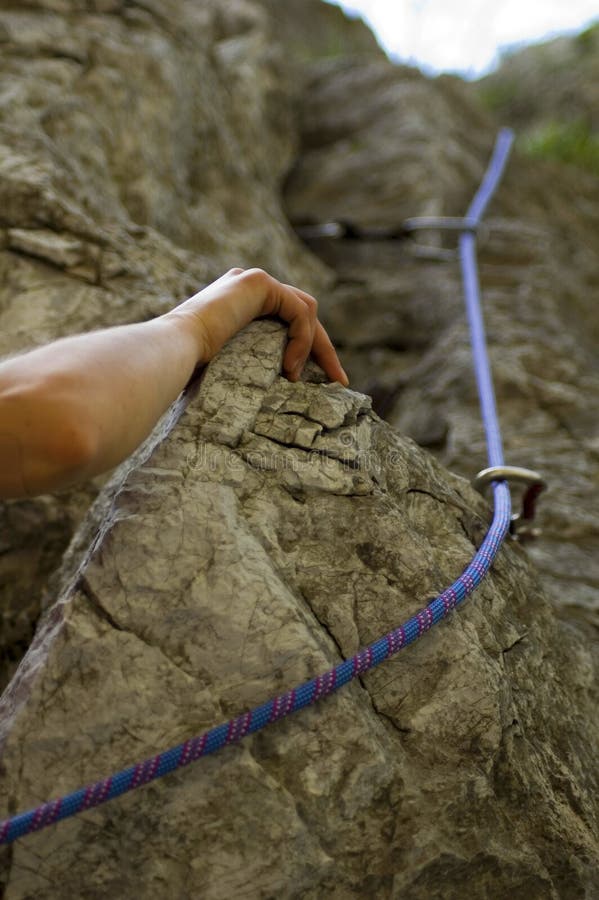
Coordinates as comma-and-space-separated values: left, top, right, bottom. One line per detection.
325, 0, 599, 78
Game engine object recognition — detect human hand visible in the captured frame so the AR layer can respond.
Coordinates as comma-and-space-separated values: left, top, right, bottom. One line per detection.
166, 268, 349, 386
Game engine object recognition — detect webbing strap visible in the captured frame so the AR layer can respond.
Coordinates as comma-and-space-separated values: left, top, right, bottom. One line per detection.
0, 129, 515, 846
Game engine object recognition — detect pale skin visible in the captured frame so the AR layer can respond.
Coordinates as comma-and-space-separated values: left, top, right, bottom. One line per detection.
0, 267, 348, 500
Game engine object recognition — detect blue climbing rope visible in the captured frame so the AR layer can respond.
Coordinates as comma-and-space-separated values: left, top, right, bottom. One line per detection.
461, 128, 513, 470
0, 129, 515, 846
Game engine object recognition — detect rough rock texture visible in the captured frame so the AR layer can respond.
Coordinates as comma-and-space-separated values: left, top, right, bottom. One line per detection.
0, 0, 328, 687
476, 21, 599, 136
474, 22, 599, 182
1, 322, 598, 898
284, 56, 599, 638
0, 1, 598, 898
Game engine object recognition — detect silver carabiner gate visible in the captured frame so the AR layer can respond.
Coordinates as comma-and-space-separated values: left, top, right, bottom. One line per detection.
472, 466, 547, 541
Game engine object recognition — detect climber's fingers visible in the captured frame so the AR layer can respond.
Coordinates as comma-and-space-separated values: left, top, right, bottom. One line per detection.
171, 268, 348, 385
266, 279, 348, 386
310, 321, 348, 386
220, 268, 347, 384
279, 284, 347, 386
277, 283, 317, 380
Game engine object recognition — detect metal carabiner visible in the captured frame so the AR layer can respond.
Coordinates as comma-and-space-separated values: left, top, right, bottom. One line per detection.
472, 465, 547, 541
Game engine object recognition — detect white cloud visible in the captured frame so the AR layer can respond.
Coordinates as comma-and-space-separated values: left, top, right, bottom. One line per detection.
326, 0, 599, 76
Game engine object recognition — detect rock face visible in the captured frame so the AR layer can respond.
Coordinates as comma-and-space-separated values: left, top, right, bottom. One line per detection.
0, 2, 598, 898
476, 22, 599, 139
283, 54, 599, 638
1, 322, 598, 898
0, 0, 327, 688
474, 22, 599, 181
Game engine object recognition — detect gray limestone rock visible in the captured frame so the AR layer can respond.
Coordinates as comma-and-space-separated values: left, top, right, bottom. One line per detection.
1, 322, 598, 899
0, 0, 327, 689
0, 1, 598, 898
476, 22, 599, 145
283, 49, 599, 642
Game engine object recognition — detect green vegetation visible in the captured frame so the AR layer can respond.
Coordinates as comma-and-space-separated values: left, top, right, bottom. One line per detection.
574, 21, 599, 55
520, 119, 599, 176
477, 78, 520, 115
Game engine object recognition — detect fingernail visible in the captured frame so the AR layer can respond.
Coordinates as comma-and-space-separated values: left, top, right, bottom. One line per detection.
340, 369, 349, 386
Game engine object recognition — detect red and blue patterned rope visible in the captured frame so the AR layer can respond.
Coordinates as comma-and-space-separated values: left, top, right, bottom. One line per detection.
0, 129, 515, 846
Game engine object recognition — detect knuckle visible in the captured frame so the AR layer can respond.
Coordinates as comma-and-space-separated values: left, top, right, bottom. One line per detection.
242, 267, 269, 286
228, 267, 245, 276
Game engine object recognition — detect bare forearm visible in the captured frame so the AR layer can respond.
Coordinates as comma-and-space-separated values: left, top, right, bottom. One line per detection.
0, 268, 347, 499
0, 314, 201, 497
61, 314, 201, 469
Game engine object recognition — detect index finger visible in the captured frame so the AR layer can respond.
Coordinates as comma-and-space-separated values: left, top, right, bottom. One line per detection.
276, 284, 348, 386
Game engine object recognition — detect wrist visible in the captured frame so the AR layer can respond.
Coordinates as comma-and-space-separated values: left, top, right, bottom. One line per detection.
161, 309, 209, 368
